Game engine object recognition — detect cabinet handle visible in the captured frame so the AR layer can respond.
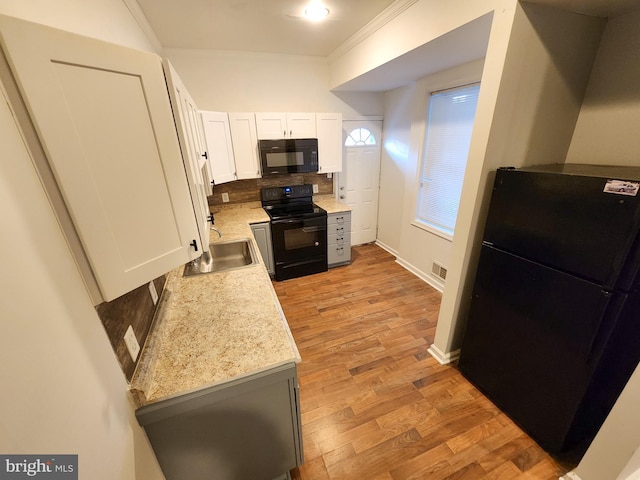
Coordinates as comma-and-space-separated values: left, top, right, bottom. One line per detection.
202, 151, 208, 160
190, 239, 199, 252
283, 129, 286, 136
340, 195, 345, 199
289, 130, 293, 136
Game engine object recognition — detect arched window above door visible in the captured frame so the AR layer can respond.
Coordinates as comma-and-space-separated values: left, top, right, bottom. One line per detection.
345, 127, 377, 146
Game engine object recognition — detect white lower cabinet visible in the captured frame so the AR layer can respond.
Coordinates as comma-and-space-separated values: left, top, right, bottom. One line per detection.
251, 222, 275, 276
327, 212, 351, 267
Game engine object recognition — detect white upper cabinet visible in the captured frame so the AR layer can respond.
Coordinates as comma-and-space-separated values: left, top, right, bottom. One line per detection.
0, 14, 201, 302
163, 59, 211, 254
200, 111, 237, 184
316, 112, 343, 173
255, 112, 316, 139
228, 113, 260, 179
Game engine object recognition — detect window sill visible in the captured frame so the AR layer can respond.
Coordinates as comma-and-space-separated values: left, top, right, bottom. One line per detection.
411, 220, 453, 242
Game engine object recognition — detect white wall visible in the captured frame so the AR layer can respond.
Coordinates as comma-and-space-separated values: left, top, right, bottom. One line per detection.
574, 364, 640, 480
377, 59, 484, 291
328, 0, 503, 90
163, 48, 384, 118
566, 10, 640, 166
0, 2, 163, 479
0, 0, 157, 52
377, 85, 415, 254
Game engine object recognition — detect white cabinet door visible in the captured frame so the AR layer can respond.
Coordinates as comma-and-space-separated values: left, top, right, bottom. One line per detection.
0, 15, 200, 302
163, 59, 211, 254
255, 112, 288, 139
200, 111, 237, 184
316, 112, 343, 173
229, 113, 260, 179
255, 112, 316, 139
286, 112, 316, 138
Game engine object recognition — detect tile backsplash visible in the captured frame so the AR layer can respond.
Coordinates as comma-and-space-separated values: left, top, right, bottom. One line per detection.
208, 173, 333, 206
96, 275, 166, 381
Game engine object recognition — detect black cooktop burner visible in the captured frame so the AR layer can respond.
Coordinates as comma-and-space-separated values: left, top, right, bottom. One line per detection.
261, 184, 326, 221
264, 203, 326, 221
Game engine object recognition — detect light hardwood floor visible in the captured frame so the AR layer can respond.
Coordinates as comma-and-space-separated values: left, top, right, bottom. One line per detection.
273, 244, 574, 480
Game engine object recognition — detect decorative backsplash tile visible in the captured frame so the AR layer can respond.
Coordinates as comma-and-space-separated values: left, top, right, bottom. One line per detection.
96, 276, 166, 381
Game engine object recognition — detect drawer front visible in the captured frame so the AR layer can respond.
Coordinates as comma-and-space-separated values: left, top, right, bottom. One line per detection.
327, 221, 350, 236
328, 212, 351, 226
328, 232, 351, 246
328, 244, 351, 265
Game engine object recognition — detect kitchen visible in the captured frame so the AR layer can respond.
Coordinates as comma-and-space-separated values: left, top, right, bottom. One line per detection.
1, 1, 640, 480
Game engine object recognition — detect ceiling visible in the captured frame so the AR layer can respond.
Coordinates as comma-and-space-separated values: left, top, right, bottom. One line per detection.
133, 0, 640, 91
136, 0, 640, 58
135, 0, 397, 57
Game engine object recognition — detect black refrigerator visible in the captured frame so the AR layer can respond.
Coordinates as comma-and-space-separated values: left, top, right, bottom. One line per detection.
458, 163, 640, 455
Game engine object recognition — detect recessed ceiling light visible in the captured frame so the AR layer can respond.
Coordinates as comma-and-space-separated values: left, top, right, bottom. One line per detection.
304, 3, 330, 21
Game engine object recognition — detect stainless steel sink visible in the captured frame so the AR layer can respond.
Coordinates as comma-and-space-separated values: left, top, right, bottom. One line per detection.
183, 239, 258, 276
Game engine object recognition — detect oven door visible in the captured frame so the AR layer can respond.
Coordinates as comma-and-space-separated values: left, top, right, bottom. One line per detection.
271, 215, 327, 281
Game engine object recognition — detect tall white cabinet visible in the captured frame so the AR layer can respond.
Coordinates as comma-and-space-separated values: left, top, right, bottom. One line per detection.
0, 15, 201, 302
316, 112, 343, 173
164, 59, 212, 256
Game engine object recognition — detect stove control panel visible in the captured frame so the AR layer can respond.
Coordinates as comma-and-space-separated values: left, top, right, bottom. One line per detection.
261, 184, 314, 202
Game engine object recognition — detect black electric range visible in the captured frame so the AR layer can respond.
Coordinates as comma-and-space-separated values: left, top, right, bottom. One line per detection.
261, 184, 327, 281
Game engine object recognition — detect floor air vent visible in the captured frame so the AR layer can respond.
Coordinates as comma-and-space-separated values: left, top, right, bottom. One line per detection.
432, 262, 447, 282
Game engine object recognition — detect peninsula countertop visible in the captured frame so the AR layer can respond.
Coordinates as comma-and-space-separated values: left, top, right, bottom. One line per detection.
130, 196, 350, 407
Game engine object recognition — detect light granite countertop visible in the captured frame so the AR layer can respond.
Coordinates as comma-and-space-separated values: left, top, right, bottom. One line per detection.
130, 196, 350, 407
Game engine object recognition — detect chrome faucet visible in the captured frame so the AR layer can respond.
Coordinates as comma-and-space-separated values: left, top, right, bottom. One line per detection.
210, 225, 222, 238
208, 213, 222, 238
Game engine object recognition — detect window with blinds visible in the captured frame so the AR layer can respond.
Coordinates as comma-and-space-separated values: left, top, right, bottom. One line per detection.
416, 83, 480, 238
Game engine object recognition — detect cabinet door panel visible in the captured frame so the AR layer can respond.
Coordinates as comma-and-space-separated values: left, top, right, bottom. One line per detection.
286, 113, 316, 138
0, 15, 199, 301
316, 113, 342, 172
255, 112, 287, 139
229, 113, 260, 179
200, 111, 237, 184
163, 59, 211, 254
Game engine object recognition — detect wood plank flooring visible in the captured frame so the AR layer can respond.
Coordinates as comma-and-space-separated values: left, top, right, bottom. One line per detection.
273, 244, 574, 480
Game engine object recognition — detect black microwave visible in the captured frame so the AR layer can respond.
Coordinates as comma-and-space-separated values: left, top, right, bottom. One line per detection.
259, 138, 318, 175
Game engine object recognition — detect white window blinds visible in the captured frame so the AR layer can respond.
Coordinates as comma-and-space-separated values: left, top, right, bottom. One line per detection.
417, 83, 480, 236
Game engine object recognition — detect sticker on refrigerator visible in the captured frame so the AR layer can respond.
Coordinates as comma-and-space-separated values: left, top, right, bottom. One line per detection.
603, 179, 640, 196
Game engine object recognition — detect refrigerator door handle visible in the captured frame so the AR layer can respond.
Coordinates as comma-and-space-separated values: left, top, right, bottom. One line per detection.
585, 291, 627, 366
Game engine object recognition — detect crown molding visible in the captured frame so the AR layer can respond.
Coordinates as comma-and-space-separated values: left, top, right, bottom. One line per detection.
328, 0, 420, 62
121, 0, 163, 53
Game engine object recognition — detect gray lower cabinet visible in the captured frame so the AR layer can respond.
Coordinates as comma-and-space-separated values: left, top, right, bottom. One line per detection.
251, 222, 275, 276
136, 363, 303, 480
328, 212, 351, 267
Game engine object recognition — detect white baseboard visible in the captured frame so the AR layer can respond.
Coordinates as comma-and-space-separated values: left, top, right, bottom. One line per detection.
428, 344, 460, 365
373, 240, 398, 257
559, 472, 582, 480
374, 241, 444, 293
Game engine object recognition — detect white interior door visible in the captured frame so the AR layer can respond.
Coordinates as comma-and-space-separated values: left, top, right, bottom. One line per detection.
337, 120, 382, 246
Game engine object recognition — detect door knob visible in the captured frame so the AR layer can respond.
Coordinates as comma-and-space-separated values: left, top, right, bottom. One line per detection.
340, 195, 345, 199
